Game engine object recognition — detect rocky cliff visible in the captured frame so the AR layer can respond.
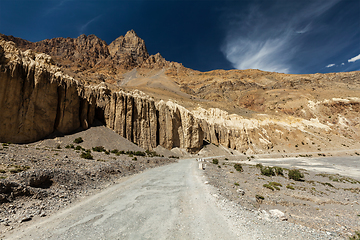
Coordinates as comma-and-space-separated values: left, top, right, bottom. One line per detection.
1, 31, 360, 155
0, 39, 203, 152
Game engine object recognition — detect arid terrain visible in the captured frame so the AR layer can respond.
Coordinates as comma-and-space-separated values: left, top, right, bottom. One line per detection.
0, 123, 176, 237
199, 150, 360, 238
0, 30, 360, 239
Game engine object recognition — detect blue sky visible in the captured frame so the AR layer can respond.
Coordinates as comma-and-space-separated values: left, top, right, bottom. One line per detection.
0, 0, 359, 74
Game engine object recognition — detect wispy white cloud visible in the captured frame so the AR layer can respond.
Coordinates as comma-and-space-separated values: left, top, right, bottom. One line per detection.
44, 0, 72, 16
221, 0, 340, 73
341, 63, 345, 65
348, 53, 360, 63
326, 63, 335, 68
79, 15, 102, 35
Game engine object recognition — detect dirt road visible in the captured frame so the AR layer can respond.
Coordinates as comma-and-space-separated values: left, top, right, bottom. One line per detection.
6, 159, 332, 240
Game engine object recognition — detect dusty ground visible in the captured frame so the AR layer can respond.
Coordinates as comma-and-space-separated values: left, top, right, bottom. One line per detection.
0, 124, 176, 236
201, 151, 360, 239
1, 124, 360, 239
4, 159, 333, 240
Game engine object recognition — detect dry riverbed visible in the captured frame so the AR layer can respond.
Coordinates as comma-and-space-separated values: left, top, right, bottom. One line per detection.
203, 156, 360, 239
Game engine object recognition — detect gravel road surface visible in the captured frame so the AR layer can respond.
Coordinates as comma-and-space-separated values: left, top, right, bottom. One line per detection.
6, 159, 333, 240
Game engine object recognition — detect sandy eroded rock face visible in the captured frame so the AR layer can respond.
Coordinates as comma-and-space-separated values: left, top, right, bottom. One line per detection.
0, 40, 204, 152
0, 40, 82, 143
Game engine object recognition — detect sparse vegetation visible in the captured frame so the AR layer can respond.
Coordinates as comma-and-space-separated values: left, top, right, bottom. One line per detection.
75, 145, 83, 151
286, 185, 295, 190
132, 157, 137, 161
316, 173, 360, 184
349, 231, 360, 240
145, 150, 160, 157
74, 137, 83, 144
134, 151, 146, 156
212, 159, 219, 164
263, 183, 275, 191
111, 149, 119, 154
169, 155, 179, 159
255, 194, 264, 201
273, 166, 284, 176
234, 182, 239, 186
261, 166, 275, 177
56, 144, 61, 149
80, 151, 93, 160
288, 169, 304, 181
264, 182, 282, 191
92, 146, 105, 152
234, 163, 243, 172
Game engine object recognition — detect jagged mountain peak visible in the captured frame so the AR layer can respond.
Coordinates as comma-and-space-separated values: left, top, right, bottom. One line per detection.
124, 29, 139, 38
108, 30, 149, 68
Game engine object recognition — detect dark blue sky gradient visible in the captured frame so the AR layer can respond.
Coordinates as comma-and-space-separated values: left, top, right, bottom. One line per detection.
0, 0, 359, 74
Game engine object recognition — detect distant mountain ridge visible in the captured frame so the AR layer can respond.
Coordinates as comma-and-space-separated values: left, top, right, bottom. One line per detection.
0, 30, 173, 71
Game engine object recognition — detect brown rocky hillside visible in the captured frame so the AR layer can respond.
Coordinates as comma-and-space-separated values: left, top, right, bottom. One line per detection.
1, 30, 360, 155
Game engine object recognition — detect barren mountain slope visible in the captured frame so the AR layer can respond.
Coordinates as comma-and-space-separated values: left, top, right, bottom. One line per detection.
1, 31, 360, 155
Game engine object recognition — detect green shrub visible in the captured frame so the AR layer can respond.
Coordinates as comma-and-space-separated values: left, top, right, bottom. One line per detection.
288, 169, 304, 181
212, 159, 219, 164
65, 145, 71, 149
274, 166, 284, 176
74, 137, 83, 144
118, 150, 125, 155
269, 182, 282, 187
234, 164, 243, 172
92, 146, 105, 152
261, 167, 275, 177
132, 157, 137, 161
75, 146, 83, 151
81, 152, 93, 160
268, 182, 282, 190
234, 182, 239, 186
256, 163, 263, 169
0, 169, 6, 173
286, 185, 295, 190
146, 150, 159, 157
134, 151, 146, 156
169, 155, 179, 159
255, 194, 264, 200
111, 149, 119, 154
105, 150, 110, 155
56, 144, 61, 149
263, 184, 275, 191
